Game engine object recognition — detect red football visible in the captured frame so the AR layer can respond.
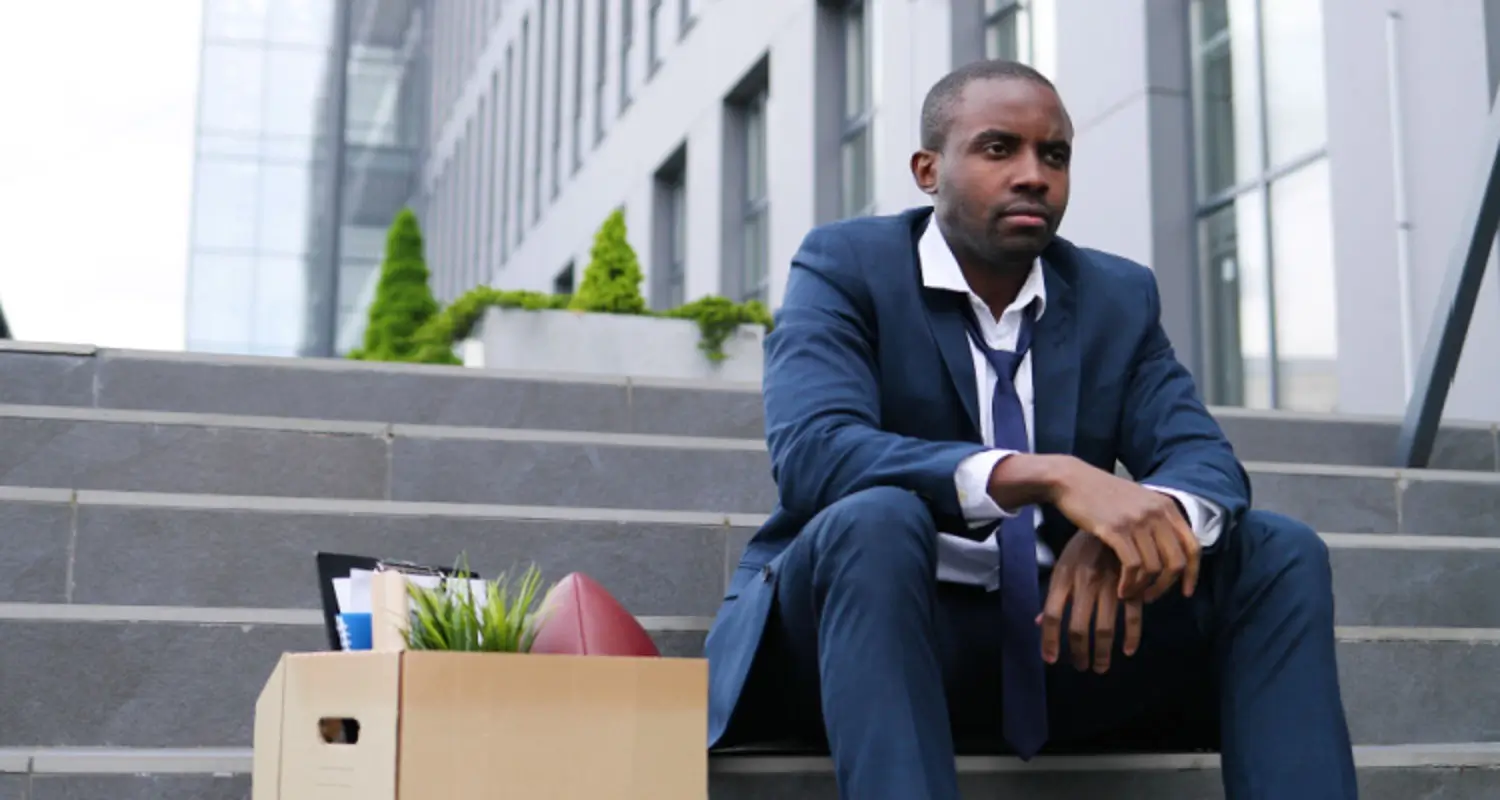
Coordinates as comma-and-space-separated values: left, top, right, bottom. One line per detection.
529, 572, 662, 657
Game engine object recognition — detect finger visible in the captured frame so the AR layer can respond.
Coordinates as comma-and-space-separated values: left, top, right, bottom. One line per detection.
1174, 513, 1202, 598
1068, 572, 1097, 672
1144, 520, 1185, 603
1128, 527, 1164, 600
1093, 586, 1118, 674
1040, 569, 1073, 665
1098, 529, 1143, 599
1122, 599, 1144, 657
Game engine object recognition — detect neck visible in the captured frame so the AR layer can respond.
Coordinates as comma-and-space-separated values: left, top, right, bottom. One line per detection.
956, 255, 1031, 320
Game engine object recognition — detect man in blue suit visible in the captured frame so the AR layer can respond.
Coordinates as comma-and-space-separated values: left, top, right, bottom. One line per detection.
704, 59, 1358, 798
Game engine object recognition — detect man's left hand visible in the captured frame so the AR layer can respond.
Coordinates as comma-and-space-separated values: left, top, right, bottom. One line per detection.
1037, 532, 1143, 673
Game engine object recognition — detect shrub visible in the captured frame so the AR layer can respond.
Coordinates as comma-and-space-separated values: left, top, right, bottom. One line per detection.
347, 209, 449, 364
568, 208, 647, 315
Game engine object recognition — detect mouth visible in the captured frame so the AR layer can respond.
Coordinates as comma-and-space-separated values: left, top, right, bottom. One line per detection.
996, 205, 1051, 230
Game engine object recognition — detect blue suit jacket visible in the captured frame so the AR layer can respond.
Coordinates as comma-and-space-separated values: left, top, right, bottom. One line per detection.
705, 206, 1252, 746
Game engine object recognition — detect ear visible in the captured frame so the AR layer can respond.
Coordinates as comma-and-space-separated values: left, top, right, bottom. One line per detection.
910, 149, 939, 196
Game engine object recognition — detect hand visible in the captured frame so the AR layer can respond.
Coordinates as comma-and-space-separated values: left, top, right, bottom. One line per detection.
1046, 459, 1200, 602
1038, 532, 1142, 673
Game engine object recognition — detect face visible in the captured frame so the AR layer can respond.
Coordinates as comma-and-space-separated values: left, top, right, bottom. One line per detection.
911, 77, 1073, 268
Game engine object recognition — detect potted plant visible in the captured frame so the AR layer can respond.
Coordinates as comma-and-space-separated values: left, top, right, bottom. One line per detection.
437, 208, 772, 382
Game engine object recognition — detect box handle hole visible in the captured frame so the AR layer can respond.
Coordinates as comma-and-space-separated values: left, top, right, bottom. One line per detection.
318, 717, 361, 744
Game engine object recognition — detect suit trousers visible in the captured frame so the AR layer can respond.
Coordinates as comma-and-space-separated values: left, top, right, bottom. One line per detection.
718, 486, 1359, 800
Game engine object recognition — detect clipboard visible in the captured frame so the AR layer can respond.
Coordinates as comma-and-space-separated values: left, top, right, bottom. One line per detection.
314, 551, 480, 651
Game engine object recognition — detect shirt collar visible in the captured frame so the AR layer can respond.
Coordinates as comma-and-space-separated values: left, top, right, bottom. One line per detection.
918, 213, 1048, 321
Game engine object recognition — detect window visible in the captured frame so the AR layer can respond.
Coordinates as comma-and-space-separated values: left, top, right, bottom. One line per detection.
552, 0, 565, 199
740, 91, 770, 303
501, 45, 515, 261
983, 0, 1030, 62
516, 17, 531, 243
840, 0, 873, 218
653, 149, 688, 309
620, 0, 635, 112
534, 0, 548, 223
595, 0, 609, 144
554, 261, 577, 295
486, 71, 500, 272
648, 0, 664, 76
1189, 0, 1335, 411
573, 0, 586, 173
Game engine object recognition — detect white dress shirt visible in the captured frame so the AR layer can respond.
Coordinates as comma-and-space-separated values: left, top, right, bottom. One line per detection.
916, 221, 1225, 590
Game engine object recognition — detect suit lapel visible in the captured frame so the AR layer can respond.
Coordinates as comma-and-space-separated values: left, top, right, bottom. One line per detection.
1031, 253, 1079, 459
923, 288, 982, 440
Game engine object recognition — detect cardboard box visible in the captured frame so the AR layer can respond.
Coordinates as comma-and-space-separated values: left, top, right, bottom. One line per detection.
252, 573, 709, 798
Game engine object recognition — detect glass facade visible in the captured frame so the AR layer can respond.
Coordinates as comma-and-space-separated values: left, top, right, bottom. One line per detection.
186, 0, 339, 357
1190, 0, 1336, 412
984, 0, 1030, 62
186, 0, 426, 359
840, 0, 873, 219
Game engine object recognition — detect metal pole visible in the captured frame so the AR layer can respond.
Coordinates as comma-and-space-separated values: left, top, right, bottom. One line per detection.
1385, 10, 1417, 400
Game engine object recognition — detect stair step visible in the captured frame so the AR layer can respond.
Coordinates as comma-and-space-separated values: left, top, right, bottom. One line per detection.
2, 489, 1499, 628
0, 612, 706, 750
0, 606, 1494, 749
3, 343, 1497, 471
2, 405, 1499, 532
4, 745, 1500, 799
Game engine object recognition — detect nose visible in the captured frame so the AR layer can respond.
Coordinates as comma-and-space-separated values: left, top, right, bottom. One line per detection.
1010, 148, 1050, 195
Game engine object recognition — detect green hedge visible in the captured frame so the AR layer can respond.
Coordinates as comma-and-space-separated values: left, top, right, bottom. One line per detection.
350, 207, 773, 366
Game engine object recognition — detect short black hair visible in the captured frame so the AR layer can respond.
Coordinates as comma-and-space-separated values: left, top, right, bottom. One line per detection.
919, 59, 1057, 152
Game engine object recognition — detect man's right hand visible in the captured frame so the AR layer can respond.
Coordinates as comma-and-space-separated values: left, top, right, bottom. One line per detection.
987, 454, 1200, 602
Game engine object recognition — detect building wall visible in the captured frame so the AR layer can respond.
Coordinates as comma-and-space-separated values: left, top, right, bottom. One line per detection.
1323, 0, 1500, 422
372, 0, 1500, 425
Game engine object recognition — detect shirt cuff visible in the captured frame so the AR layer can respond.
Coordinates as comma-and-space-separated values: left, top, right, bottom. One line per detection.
1143, 484, 1225, 550
954, 449, 1022, 525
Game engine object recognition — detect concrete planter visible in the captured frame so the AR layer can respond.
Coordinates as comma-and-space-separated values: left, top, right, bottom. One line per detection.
464, 307, 764, 383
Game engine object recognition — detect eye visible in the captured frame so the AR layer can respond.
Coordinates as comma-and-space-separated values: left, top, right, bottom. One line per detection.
1044, 148, 1070, 167
983, 141, 1012, 157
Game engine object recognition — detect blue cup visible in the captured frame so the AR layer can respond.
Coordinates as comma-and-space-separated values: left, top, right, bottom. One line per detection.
338, 612, 373, 651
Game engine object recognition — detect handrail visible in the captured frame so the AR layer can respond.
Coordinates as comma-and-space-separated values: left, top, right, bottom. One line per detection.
1395, 86, 1500, 467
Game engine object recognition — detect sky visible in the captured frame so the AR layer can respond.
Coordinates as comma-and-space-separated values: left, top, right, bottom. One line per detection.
0, 1, 202, 351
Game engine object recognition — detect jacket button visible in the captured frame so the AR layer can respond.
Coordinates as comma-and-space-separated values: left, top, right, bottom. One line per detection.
761, 564, 773, 581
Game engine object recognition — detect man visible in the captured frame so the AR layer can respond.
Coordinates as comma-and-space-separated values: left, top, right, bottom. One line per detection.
703, 59, 1358, 799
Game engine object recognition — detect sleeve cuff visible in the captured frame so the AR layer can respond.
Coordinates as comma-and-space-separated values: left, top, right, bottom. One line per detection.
1143, 484, 1225, 550
955, 449, 1022, 525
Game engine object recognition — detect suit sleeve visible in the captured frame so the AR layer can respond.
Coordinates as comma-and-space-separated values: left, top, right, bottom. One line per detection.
1116, 271, 1251, 540
762, 226, 990, 520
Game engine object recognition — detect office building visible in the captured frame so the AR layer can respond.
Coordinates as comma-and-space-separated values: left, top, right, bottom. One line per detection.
187, 0, 1500, 423
185, 0, 426, 358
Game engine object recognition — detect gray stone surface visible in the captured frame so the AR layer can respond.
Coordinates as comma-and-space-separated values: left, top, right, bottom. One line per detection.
1249, 469, 1400, 533
389, 435, 778, 512
0, 620, 325, 748
708, 765, 1500, 799
0, 777, 23, 800
0, 417, 387, 499
1400, 474, 1500, 535
1218, 413, 1498, 472
71, 504, 737, 616
629, 384, 765, 438
1340, 639, 1500, 745
0, 355, 94, 410
27, 774, 250, 800
0, 502, 69, 603
1331, 547, 1500, 628
0, 620, 703, 748
96, 353, 635, 433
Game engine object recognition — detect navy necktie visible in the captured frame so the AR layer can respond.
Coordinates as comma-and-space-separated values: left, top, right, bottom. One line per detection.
960, 301, 1049, 759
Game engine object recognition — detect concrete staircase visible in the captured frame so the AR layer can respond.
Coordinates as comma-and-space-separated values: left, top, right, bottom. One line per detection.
0, 340, 1498, 799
